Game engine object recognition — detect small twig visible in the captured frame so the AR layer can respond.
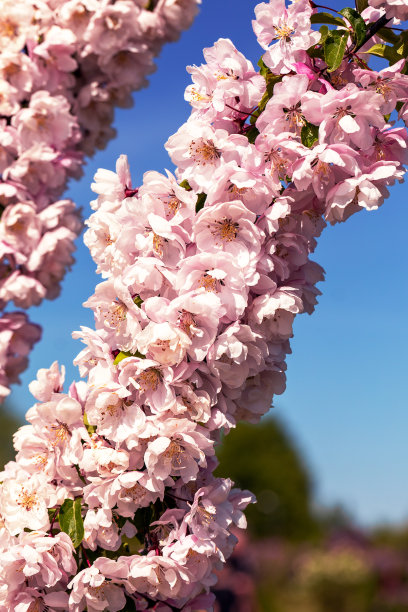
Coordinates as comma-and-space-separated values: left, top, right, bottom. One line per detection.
225, 103, 258, 119
352, 13, 392, 54
81, 545, 92, 568
166, 492, 191, 503
311, 2, 342, 14
49, 507, 60, 535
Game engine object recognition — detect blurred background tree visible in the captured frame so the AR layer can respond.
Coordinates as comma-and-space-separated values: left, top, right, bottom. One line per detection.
0, 404, 22, 469
214, 418, 408, 612
216, 417, 320, 541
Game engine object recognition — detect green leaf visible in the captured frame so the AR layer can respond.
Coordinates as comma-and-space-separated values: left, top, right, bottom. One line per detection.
355, 0, 368, 12
179, 179, 192, 191
311, 12, 347, 27
363, 43, 400, 63
319, 25, 330, 46
394, 32, 408, 61
376, 27, 400, 45
48, 507, 59, 522
324, 29, 349, 72
301, 122, 319, 148
246, 126, 260, 144
133, 295, 143, 308
58, 498, 84, 548
255, 74, 282, 119
257, 56, 270, 78
83, 413, 96, 435
144, 0, 159, 10
340, 7, 367, 47
74, 464, 87, 484
195, 193, 207, 213
308, 26, 330, 59
113, 350, 145, 365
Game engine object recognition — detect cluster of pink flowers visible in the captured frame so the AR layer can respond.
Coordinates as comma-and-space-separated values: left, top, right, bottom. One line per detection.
0, 0, 407, 609
0, 0, 201, 401
369, 0, 408, 20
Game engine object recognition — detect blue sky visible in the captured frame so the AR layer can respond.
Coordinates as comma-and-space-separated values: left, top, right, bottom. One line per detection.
6, 0, 408, 527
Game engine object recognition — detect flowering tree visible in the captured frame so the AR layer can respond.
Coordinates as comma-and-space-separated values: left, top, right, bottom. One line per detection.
0, 0, 407, 610
0, 0, 201, 401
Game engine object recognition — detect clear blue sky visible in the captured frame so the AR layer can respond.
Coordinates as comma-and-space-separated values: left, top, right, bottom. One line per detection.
6, 0, 408, 527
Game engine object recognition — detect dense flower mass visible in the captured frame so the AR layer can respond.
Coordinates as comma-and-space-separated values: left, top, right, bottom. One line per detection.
0, 0, 201, 400
0, 0, 407, 609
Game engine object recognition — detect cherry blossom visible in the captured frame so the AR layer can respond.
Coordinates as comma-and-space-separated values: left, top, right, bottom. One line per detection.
0, 0, 407, 609
0, 0, 201, 400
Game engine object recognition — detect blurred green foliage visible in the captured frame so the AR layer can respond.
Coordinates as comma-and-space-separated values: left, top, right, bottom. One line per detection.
0, 403, 22, 469
215, 418, 320, 540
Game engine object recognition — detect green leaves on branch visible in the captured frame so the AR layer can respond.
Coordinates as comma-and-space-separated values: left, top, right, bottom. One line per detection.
58, 498, 84, 548
355, 0, 368, 12
310, 7, 367, 67
364, 33, 408, 64
340, 7, 367, 48
311, 12, 346, 28
301, 122, 319, 148
324, 29, 349, 72
376, 27, 400, 45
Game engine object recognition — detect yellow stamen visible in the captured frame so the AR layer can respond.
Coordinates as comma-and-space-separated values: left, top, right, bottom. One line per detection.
189, 139, 221, 165
273, 23, 294, 42
139, 368, 161, 392
197, 273, 218, 292
212, 218, 239, 242
17, 487, 39, 512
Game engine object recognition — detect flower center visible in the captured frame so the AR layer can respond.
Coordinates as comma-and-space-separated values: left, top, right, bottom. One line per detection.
164, 440, 184, 467
197, 504, 215, 525
189, 87, 211, 102
165, 192, 182, 217
152, 233, 164, 257
50, 420, 71, 445
105, 15, 120, 30
189, 138, 221, 165
273, 23, 294, 42
104, 302, 127, 328
88, 584, 106, 600
197, 273, 219, 292
17, 487, 39, 512
333, 105, 355, 122
0, 19, 18, 39
227, 182, 247, 197
126, 483, 146, 503
211, 218, 239, 243
106, 402, 121, 417
284, 104, 306, 129
264, 149, 289, 179
28, 600, 42, 612
34, 453, 48, 468
33, 111, 49, 131
139, 368, 161, 392
4, 62, 20, 79
178, 310, 196, 337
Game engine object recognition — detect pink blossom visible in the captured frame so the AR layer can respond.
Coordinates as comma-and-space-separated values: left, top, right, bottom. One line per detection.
253, 0, 320, 74
368, 0, 408, 20
302, 84, 385, 149
68, 558, 127, 612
